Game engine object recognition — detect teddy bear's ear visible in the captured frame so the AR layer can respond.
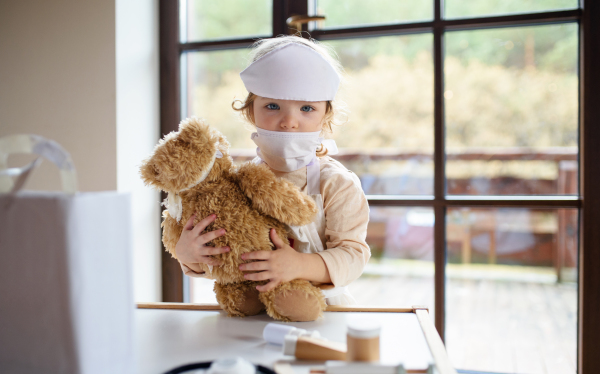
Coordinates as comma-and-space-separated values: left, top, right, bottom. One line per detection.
139, 117, 222, 192
197, 125, 230, 158
221, 134, 231, 150
177, 117, 212, 147
213, 130, 230, 154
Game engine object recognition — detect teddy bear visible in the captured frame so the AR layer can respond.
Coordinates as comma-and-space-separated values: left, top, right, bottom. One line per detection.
139, 117, 327, 322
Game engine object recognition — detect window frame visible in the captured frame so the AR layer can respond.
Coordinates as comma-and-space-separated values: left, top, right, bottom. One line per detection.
159, 1, 600, 372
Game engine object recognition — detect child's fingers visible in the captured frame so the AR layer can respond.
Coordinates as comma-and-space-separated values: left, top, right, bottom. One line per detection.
197, 228, 226, 245
239, 260, 268, 272
244, 271, 272, 282
199, 246, 230, 257
269, 228, 285, 249
192, 214, 217, 235
256, 280, 278, 292
241, 250, 271, 261
182, 214, 196, 231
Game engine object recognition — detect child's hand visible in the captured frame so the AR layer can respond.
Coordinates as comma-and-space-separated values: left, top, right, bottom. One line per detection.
239, 229, 302, 292
175, 214, 230, 266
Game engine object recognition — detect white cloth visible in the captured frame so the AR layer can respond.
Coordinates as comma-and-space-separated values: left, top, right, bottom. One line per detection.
240, 43, 340, 101
253, 156, 356, 305
251, 128, 323, 172
251, 128, 340, 174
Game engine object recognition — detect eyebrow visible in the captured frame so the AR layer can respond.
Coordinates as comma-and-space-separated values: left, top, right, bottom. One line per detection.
260, 99, 320, 108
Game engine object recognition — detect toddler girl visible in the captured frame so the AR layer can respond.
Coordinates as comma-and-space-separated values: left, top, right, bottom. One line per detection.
175, 35, 370, 319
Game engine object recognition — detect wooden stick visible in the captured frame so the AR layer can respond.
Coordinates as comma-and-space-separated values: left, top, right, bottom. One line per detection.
137, 302, 221, 310
415, 309, 457, 374
325, 305, 414, 313
136, 302, 416, 313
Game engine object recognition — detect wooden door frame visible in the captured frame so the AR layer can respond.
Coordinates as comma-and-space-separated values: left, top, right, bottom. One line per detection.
159, 1, 600, 371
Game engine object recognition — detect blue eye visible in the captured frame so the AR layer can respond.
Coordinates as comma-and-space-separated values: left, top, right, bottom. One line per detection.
266, 103, 280, 110
301, 105, 315, 112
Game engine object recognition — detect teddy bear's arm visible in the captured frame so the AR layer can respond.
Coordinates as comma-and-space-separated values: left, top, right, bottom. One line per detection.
235, 162, 318, 226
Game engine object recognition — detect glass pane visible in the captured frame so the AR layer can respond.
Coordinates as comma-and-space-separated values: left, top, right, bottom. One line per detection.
445, 0, 578, 19
446, 208, 578, 374
314, 0, 432, 29
185, 0, 271, 42
445, 24, 578, 195
185, 49, 255, 150
191, 207, 436, 319
351, 207, 435, 315
323, 35, 434, 195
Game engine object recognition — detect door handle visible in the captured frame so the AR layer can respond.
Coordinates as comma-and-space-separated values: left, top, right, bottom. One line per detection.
286, 15, 326, 31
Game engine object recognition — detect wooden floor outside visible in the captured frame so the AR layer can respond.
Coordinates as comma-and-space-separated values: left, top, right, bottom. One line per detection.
348, 261, 577, 374
190, 260, 577, 374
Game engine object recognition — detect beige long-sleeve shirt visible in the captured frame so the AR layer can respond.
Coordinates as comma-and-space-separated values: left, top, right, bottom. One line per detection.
180, 156, 371, 287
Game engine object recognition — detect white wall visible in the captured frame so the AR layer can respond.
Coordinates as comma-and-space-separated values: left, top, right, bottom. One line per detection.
116, 0, 161, 302
0, 0, 161, 302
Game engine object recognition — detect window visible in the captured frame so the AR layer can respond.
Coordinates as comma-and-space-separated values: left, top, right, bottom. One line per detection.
160, 1, 600, 373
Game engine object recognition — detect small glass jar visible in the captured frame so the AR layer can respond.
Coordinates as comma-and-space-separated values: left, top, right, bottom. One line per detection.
346, 319, 381, 362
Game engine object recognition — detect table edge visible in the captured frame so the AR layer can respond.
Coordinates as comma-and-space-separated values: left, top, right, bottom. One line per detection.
136, 302, 427, 313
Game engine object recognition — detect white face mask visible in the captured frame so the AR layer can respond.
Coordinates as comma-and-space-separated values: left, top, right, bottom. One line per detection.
251, 128, 328, 172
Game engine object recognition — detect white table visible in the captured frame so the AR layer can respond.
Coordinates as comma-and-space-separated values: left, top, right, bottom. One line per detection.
135, 304, 456, 374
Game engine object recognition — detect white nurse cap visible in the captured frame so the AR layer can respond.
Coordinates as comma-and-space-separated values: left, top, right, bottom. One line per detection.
240, 43, 340, 102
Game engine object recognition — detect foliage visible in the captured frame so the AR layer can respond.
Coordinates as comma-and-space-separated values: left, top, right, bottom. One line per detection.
186, 3, 579, 184
317, 0, 432, 28
445, 0, 577, 18
187, 0, 271, 41
446, 24, 578, 74
445, 57, 577, 150
318, 0, 577, 27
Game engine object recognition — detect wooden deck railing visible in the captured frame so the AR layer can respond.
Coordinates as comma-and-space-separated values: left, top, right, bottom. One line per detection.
230, 148, 578, 282
230, 147, 578, 162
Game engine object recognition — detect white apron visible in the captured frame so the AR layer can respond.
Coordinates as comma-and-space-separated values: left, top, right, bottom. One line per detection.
252, 156, 356, 305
